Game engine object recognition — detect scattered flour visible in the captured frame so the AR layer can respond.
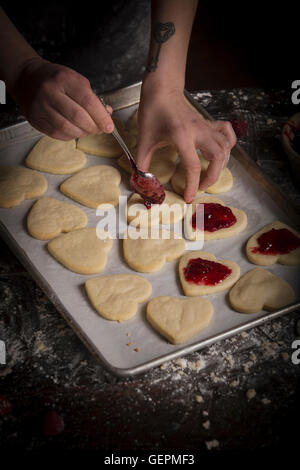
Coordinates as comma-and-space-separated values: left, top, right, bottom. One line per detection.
206, 439, 219, 450
203, 420, 210, 429
246, 389, 256, 400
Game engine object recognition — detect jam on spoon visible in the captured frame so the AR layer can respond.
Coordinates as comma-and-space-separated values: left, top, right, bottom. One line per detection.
143, 200, 153, 210
130, 170, 165, 207
192, 203, 237, 232
183, 257, 232, 285
252, 228, 300, 255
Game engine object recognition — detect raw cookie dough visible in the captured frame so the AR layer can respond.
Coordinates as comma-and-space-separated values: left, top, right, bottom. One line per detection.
47, 227, 112, 274
179, 250, 240, 296
146, 296, 214, 344
229, 267, 296, 313
0, 166, 47, 208
123, 229, 185, 272
77, 123, 136, 157
60, 165, 121, 208
27, 197, 87, 240
25, 136, 86, 174
118, 146, 178, 184
246, 220, 300, 266
127, 190, 186, 227
186, 196, 247, 241
85, 274, 152, 321
171, 153, 233, 196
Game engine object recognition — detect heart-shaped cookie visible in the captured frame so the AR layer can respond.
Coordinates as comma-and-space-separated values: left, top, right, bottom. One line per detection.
171, 153, 233, 196
77, 121, 136, 157
179, 250, 240, 296
26, 136, 86, 174
118, 146, 178, 184
0, 166, 48, 208
246, 221, 300, 266
27, 197, 87, 240
146, 296, 214, 344
123, 229, 185, 272
85, 274, 152, 321
47, 227, 112, 274
186, 196, 247, 240
229, 267, 296, 313
60, 165, 121, 208
127, 190, 186, 228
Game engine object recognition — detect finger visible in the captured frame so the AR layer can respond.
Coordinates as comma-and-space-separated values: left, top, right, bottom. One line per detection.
198, 126, 231, 170
211, 131, 231, 168
135, 140, 153, 173
199, 155, 223, 190
196, 136, 225, 189
50, 92, 99, 135
223, 151, 231, 168
213, 129, 231, 151
36, 104, 88, 140
178, 145, 201, 203
65, 81, 114, 133
214, 131, 231, 168
209, 120, 237, 148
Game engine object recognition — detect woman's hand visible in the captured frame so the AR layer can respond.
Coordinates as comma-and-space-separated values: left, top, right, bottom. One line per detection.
135, 87, 236, 203
10, 57, 114, 140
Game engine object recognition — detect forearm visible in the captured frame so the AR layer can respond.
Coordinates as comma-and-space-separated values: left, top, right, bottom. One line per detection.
0, 7, 39, 92
144, 0, 198, 92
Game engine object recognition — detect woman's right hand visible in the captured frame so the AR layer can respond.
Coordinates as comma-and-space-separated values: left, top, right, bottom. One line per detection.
10, 57, 114, 140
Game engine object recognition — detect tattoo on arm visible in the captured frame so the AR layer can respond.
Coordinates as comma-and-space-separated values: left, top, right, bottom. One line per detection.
147, 22, 175, 72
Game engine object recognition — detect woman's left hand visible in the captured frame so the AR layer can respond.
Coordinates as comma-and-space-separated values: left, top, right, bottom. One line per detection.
135, 87, 236, 203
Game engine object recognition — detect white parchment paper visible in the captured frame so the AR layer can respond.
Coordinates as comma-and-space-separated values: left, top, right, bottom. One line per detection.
0, 107, 299, 375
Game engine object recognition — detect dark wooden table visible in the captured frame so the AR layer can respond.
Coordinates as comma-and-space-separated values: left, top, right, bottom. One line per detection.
0, 87, 300, 454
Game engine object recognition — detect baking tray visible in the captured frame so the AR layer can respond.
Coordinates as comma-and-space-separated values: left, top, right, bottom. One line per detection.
0, 82, 299, 377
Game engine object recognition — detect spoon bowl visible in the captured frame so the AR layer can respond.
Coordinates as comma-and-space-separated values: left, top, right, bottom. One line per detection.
130, 169, 166, 206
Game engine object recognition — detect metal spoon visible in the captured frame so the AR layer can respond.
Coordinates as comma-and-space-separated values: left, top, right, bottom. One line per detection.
100, 97, 165, 206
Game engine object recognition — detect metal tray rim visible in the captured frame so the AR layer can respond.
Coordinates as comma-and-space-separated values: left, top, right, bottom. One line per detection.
0, 82, 300, 377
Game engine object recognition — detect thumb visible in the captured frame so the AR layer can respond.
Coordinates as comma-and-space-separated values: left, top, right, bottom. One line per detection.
135, 138, 154, 173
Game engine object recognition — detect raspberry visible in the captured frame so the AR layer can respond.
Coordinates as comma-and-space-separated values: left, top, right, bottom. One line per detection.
231, 119, 248, 138
43, 410, 64, 436
0, 395, 13, 416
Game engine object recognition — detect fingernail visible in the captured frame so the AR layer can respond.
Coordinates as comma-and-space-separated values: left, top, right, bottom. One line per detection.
105, 123, 114, 132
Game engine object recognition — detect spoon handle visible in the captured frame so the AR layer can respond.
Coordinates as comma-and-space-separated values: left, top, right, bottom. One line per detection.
99, 96, 138, 172
112, 126, 138, 172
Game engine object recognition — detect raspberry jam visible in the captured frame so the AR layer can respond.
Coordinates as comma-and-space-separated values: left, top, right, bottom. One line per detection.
144, 200, 152, 210
130, 171, 165, 205
252, 228, 300, 255
183, 257, 232, 285
192, 203, 237, 232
